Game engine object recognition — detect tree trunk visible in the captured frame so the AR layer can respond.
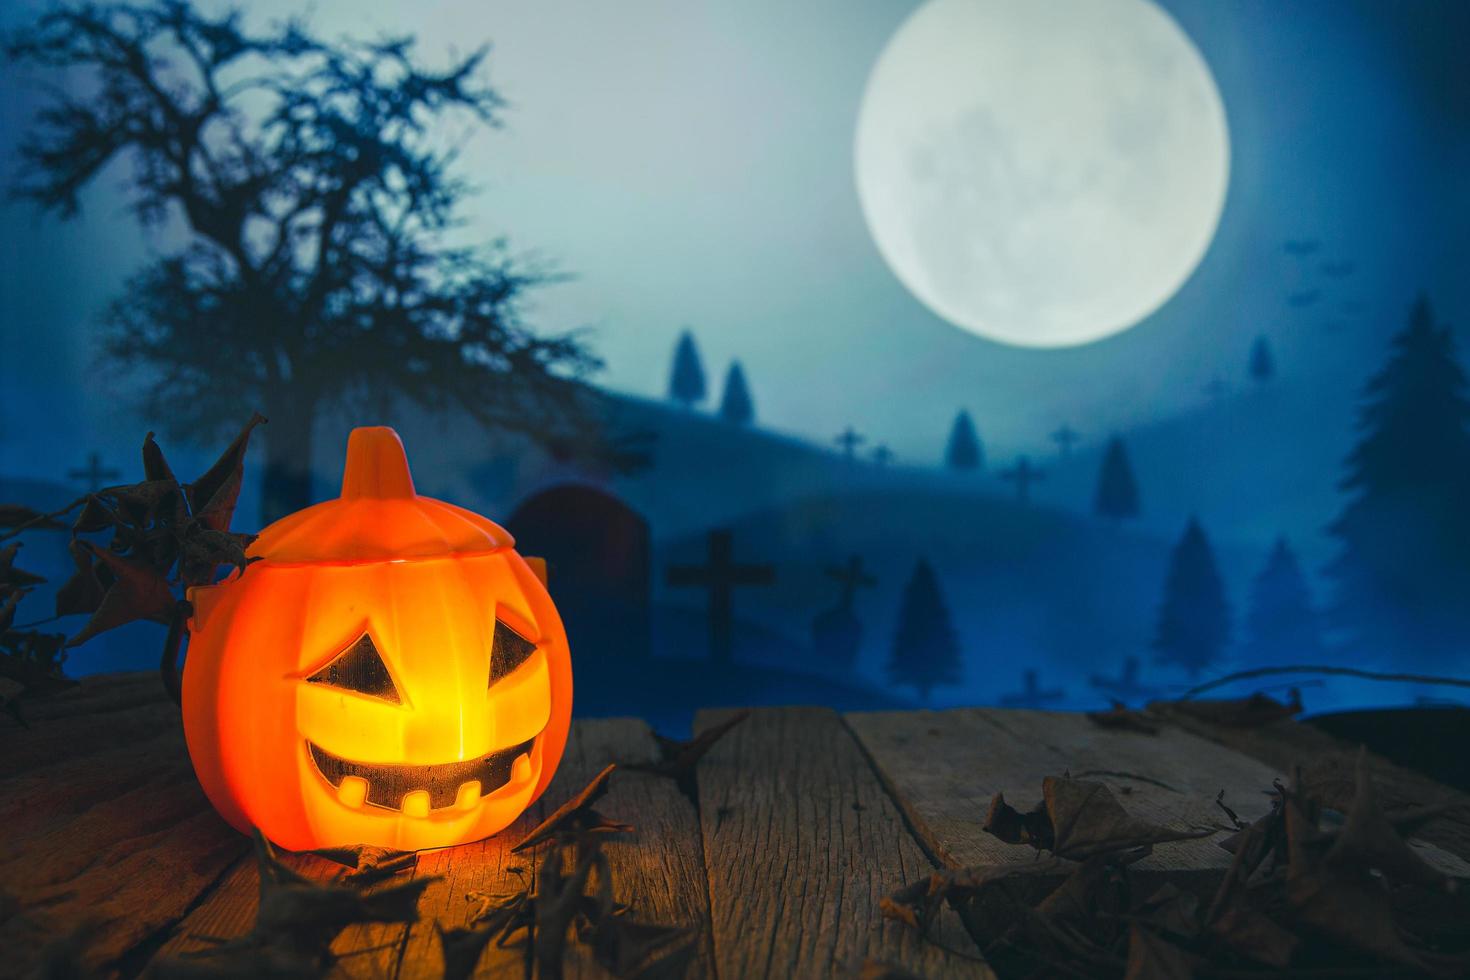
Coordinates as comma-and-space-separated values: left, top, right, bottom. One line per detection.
260, 393, 317, 525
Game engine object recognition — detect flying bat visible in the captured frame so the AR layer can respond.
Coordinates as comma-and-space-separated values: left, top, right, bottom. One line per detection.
1284, 239, 1321, 257
1288, 289, 1322, 308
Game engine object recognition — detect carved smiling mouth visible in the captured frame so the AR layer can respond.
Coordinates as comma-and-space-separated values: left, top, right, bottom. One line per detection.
308, 738, 536, 813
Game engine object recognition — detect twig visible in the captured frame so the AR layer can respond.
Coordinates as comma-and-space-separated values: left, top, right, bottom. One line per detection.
160, 599, 193, 706
0, 496, 88, 544
1180, 665, 1470, 701
8, 615, 64, 631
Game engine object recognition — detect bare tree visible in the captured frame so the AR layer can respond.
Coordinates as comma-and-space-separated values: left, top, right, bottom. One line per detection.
8, 1, 628, 520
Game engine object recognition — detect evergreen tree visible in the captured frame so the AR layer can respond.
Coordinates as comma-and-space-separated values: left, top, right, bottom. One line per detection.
1242, 537, 1323, 664
1153, 518, 1231, 677
1249, 335, 1275, 382
1094, 436, 1140, 520
945, 410, 983, 471
718, 361, 754, 425
887, 558, 962, 699
1324, 295, 1470, 667
668, 330, 707, 408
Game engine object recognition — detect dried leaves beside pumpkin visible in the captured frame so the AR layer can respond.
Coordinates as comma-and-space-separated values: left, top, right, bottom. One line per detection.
0, 415, 264, 712
882, 754, 1470, 978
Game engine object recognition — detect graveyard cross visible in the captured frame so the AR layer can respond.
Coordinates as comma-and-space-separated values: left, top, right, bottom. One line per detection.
825, 555, 876, 611
998, 669, 1065, 708
67, 452, 121, 491
666, 529, 775, 666
871, 444, 894, 468
834, 427, 866, 460
1050, 425, 1080, 457
1000, 456, 1045, 504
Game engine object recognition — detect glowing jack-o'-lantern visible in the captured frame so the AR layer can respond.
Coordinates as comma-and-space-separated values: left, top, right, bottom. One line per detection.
181, 427, 572, 852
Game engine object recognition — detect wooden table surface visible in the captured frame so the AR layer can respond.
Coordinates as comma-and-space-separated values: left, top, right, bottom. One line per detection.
3, 673, 1469, 979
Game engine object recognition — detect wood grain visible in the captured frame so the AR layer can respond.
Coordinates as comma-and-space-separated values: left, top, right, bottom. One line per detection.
846, 707, 1281, 880
152, 717, 713, 979
695, 706, 992, 979
846, 707, 1470, 886
0, 675, 247, 976
1152, 701, 1470, 863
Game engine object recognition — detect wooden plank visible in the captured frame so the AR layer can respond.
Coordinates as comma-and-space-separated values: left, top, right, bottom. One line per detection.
0, 679, 247, 977
846, 708, 1470, 888
696, 706, 992, 978
153, 717, 713, 980
1152, 702, 1470, 863
846, 707, 1279, 892
155, 850, 412, 978
391, 716, 714, 979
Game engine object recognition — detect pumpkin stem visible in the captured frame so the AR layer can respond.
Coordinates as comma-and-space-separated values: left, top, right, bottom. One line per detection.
340, 426, 417, 499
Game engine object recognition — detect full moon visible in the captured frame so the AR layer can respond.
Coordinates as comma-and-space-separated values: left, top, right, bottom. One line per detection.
855, 0, 1230, 348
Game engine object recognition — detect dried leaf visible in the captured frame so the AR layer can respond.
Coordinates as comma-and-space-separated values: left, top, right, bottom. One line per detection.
1208, 905, 1297, 968
72, 495, 116, 533
0, 591, 19, 633
1088, 702, 1162, 735
0, 504, 64, 531
1159, 691, 1302, 728
1131, 883, 1199, 942
1325, 750, 1452, 891
512, 764, 632, 852
108, 478, 187, 527
1124, 924, 1197, 980
633, 710, 750, 779
66, 542, 176, 646
983, 794, 1055, 852
188, 413, 265, 531
1043, 777, 1217, 861
588, 915, 694, 978
435, 922, 498, 980
859, 961, 927, 980
54, 541, 105, 618
0, 543, 46, 589
310, 844, 417, 885
143, 431, 178, 484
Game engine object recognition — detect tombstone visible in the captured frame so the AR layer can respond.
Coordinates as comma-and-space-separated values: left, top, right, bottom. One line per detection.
666, 529, 775, 666
811, 556, 876, 671
998, 669, 1065, 708
507, 485, 651, 668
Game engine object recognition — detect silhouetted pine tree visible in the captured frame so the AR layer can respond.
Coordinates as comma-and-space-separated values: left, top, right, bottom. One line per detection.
668, 330, 707, 407
1154, 518, 1231, 677
1242, 537, 1322, 664
945, 410, 983, 471
1249, 335, 1275, 382
719, 361, 754, 425
887, 559, 961, 700
1094, 436, 1140, 520
1324, 295, 1470, 667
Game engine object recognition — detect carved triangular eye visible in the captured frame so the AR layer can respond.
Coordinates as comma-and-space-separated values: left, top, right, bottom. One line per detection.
489, 619, 537, 686
307, 634, 401, 703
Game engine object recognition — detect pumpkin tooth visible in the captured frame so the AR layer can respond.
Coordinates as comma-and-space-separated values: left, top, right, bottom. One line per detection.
337, 775, 368, 809
511, 752, 532, 785
401, 789, 430, 818
455, 781, 482, 811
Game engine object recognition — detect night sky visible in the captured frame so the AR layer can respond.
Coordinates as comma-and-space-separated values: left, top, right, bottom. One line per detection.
2, 0, 1468, 489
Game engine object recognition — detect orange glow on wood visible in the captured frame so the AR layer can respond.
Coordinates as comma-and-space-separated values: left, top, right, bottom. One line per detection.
181, 427, 572, 852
